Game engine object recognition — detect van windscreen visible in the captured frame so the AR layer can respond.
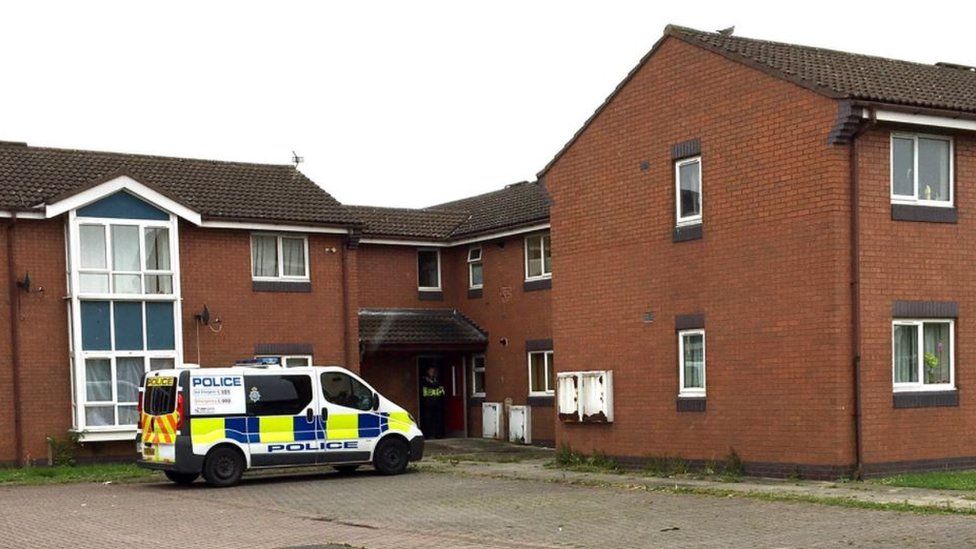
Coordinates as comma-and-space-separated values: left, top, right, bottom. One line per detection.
144, 377, 177, 415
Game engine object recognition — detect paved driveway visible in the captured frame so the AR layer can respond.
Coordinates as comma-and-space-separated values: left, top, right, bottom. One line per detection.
1, 468, 975, 548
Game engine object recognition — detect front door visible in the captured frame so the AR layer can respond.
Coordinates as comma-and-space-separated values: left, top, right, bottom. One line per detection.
244, 372, 321, 467
417, 356, 465, 438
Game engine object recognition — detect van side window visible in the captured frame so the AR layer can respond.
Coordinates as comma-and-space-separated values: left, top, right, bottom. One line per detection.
321, 372, 373, 411
243, 375, 312, 416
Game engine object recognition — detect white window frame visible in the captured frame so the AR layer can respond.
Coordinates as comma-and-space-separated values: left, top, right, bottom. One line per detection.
250, 233, 310, 281
678, 329, 706, 397
890, 133, 954, 207
524, 233, 552, 281
417, 248, 442, 291
892, 319, 955, 392
255, 354, 313, 367
675, 156, 703, 226
528, 350, 555, 396
467, 246, 483, 290
68, 210, 183, 436
470, 354, 486, 397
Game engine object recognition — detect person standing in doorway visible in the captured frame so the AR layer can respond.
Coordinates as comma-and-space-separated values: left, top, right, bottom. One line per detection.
420, 366, 446, 438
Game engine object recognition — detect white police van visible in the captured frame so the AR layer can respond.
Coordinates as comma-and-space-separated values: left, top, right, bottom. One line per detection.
137, 359, 424, 487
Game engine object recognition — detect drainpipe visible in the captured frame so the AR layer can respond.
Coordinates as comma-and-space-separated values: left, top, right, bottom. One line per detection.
850, 107, 876, 479
5, 214, 24, 465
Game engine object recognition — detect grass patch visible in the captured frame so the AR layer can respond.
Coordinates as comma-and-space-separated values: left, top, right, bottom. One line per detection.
549, 445, 620, 474
432, 453, 532, 464
0, 463, 154, 486
872, 470, 976, 492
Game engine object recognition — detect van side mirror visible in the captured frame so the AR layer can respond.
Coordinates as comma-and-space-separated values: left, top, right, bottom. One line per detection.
371, 393, 380, 411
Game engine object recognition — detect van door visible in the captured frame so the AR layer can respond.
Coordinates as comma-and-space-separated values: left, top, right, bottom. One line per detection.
319, 371, 378, 463
243, 372, 322, 467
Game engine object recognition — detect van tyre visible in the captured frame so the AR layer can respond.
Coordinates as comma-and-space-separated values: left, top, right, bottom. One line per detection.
202, 446, 244, 487
164, 471, 198, 485
373, 438, 409, 475
333, 465, 359, 475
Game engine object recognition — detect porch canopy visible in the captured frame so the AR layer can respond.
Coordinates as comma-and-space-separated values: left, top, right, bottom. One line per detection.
359, 308, 488, 353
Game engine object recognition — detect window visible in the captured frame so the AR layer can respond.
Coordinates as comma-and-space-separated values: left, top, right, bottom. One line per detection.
524, 233, 552, 280
528, 350, 555, 396
675, 156, 702, 225
556, 370, 614, 423
251, 233, 309, 280
417, 249, 441, 290
678, 329, 705, 397
255, 355, 313, 368
893, 320, 954, 391
321, 371, 374, 411
78, 222, 175, 295
467, 246, 483, 289
243, 375, 313, 416
891, 134, 953, 206
470, 354, 486, 397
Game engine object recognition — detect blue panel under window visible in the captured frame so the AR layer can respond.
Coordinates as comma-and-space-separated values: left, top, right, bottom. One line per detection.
113, 302, 144, 351
146, 302, 175, 350
81, 301, 111, 351
77, 191, 169, 220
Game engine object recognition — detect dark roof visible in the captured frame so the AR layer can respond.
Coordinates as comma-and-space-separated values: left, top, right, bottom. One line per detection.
349, 181, 550, 241
539, 25, 976, 177
359, 308, 488, 348
0, 142, 357, 226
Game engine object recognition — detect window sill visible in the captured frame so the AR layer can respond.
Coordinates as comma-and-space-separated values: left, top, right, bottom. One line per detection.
252, 280, 311, 293
418, 290, 443, 301
893, 390, 958, 409
676, 397, 706, 412
467, 288, 483, 299
673, 223, 703, 242
891, 204, 957, 223
527, 395, 555, 407
71, 429, 137, 442
523, 278, 552, 292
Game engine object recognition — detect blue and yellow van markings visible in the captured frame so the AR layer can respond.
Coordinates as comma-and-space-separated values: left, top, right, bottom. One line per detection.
191, 411, 415, 445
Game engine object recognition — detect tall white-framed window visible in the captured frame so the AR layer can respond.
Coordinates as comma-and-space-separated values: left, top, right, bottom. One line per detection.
890, 133, 953, 207
467, 246, 483, 289
255, 354, 313, 368
528, 350, 555, 396
892, 319, 954, 392
470, 354, 486, 397
417, 248, 441, 291
69, 208, 182, 436
675, 156, 702, 226
251, 233, 309, 281
678, 329, 705, 397
524, 233, 551, 281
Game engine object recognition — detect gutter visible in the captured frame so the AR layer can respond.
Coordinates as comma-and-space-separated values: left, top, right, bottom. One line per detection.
849, 107, 876, 479
5, 214, 24, 465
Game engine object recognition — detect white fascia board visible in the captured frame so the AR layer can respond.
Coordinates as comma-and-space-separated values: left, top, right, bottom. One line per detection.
0, 211, 46, 219
360, 222, 551, 248
199, 220, 350, 234
44, 175, 203, 225
867, 110, 976, 132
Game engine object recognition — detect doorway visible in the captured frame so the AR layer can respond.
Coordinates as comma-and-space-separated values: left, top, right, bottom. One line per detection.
417, 355, 465, 438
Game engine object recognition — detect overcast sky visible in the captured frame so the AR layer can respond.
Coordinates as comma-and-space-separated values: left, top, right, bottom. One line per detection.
1, 1, 972, 207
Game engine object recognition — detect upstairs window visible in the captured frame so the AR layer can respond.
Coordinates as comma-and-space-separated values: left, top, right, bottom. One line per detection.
468, 246, 483, 289
678, 329, 706, 397
251, 234, 309, 280
675, 157, 702, 225
891, 134, 953, 206
528, 350, 555, 396
417, 249, 441, 290
893, 320, 954, 391
78, 223, 174, 295
525, 233, 552, 280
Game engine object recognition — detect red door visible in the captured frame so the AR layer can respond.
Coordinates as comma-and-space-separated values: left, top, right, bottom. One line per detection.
444, 360, 465, 436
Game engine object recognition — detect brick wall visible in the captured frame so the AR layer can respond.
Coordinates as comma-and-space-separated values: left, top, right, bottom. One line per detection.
856, 126, 976, 470
545, 37, 855, 470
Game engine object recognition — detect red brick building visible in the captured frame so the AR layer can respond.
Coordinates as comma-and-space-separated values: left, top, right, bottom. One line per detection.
543, 26, 976, 477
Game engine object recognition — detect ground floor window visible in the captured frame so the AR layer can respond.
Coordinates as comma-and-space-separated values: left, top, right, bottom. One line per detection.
470, 354, 486, 397
528, 350, 554, 396
678, 329, 705, 397
83, 355, 175, 427
255, 355, 313, 367
893, 319, 954, 390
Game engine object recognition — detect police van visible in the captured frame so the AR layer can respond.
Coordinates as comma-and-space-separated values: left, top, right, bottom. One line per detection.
136, 361, 424, 487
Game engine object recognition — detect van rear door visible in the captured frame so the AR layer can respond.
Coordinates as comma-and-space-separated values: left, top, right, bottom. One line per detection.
141, 375, 181, 463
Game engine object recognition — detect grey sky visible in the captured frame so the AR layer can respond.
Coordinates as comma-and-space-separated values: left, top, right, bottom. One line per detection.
2, 0, 972, 207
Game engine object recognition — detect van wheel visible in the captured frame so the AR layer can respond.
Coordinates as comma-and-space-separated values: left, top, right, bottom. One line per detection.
373, 438, 409, 475
202, 446, 244, 487
333, 465, 359, 475
164, 471, 198, 485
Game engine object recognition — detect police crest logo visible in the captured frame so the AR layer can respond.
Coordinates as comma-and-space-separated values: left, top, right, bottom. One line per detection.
249, 386, 261, 403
